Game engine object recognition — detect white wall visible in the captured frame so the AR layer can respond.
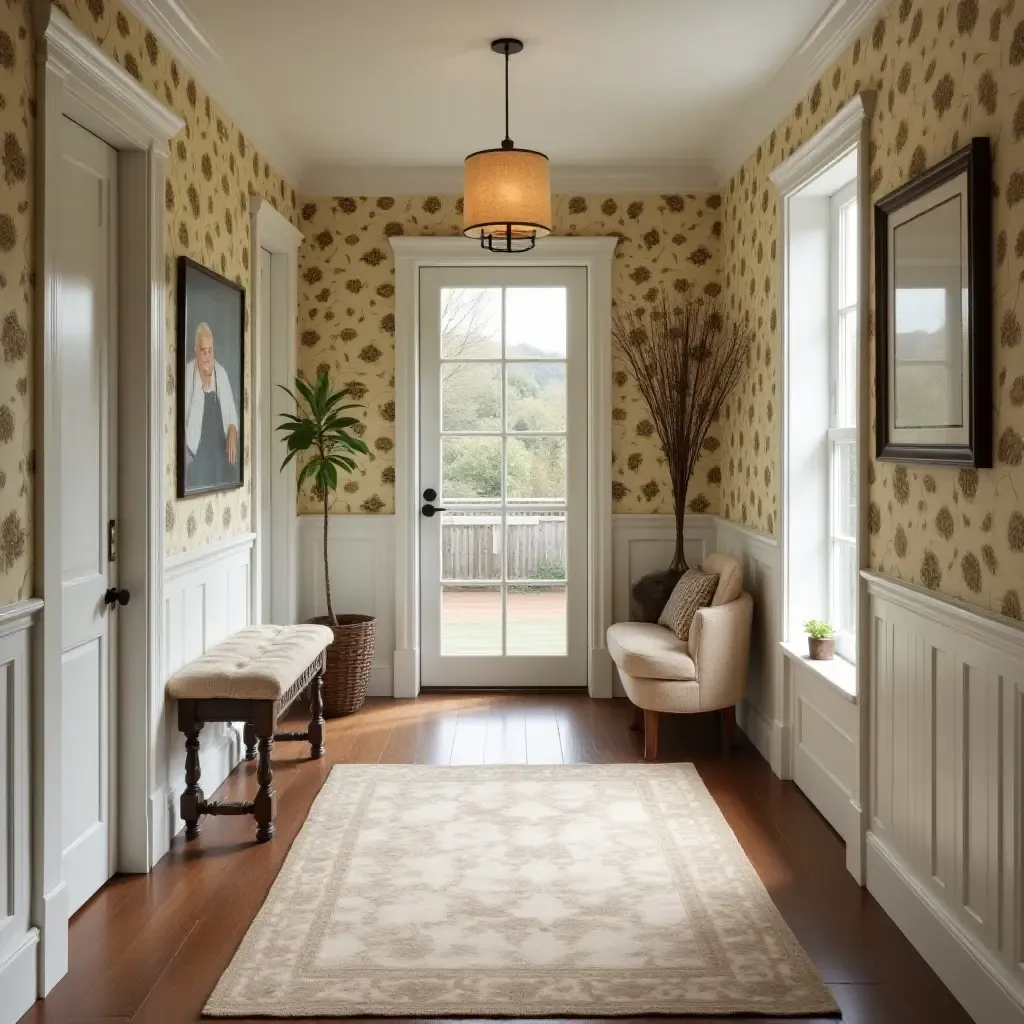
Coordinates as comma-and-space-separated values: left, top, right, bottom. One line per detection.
155, 534, 254, 862
865, 572, 1024, 1024
0, 603, 43, 1024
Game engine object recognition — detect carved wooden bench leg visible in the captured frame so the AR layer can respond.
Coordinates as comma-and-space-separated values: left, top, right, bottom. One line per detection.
178, 701, 205, 840
253, 705, 277, 843
243, 722, 257, 762
308, 671, 325, 759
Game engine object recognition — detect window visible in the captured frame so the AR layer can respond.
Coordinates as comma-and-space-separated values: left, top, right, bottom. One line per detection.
829, 182, 857, 662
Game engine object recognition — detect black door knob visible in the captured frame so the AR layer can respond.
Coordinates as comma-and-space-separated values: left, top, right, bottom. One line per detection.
423, 487, 437, 501
104, 587, 130, 607
421, 503, 448, 518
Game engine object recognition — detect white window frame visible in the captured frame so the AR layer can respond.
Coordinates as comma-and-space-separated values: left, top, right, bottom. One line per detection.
828, 181, 858, 663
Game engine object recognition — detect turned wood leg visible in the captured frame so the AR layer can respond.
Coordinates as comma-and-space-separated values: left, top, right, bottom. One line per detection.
722, 704, 737, 755
180, 712, 205, 840
243, 722, 257, 762
629, 703, 644, 732
643, 709, 660, 762
253, 733, 277, 843
307, 673, 325, 759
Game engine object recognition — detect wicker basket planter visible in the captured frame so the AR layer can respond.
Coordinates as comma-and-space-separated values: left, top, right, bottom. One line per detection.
310, 614, 376, 716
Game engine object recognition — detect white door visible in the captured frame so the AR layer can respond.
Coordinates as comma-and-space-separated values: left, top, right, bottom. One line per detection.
419, 267, 588, 687
57, 116, 119, 916
258, 246, 273, 623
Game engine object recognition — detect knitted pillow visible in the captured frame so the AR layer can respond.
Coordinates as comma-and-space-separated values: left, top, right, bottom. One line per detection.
658, 568, 720, 642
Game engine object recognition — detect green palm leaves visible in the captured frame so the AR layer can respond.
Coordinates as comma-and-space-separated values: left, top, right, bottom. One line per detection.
277, 371, 369, 494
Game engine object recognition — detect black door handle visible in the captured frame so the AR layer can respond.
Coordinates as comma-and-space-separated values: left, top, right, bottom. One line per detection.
104, 587, 130, 607
421, 503, 448, 518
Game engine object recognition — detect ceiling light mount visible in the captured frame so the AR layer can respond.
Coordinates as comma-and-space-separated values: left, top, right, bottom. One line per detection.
463, 37, 552, 253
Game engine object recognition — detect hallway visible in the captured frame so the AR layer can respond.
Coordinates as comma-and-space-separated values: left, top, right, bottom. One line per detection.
21, 694, 968, 1024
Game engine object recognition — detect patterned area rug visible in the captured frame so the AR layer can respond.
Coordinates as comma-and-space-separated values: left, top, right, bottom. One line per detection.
206, 764, 838, 1017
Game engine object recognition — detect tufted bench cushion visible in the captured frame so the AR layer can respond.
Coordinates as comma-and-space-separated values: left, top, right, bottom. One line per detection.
166, 624, 335, 702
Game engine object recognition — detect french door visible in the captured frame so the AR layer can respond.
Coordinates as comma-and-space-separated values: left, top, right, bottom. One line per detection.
419, 267, 588, 687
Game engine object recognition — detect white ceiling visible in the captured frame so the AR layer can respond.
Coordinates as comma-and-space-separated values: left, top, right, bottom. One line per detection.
141, 0, 884, 192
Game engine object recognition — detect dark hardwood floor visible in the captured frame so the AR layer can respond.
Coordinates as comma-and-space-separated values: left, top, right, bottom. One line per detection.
21, 694, 970, 1024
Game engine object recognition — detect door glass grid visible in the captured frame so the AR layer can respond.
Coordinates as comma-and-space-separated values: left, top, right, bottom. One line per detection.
439, 286, 567, 656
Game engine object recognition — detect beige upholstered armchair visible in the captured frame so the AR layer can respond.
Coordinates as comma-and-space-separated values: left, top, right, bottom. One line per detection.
607, 553, 753, 761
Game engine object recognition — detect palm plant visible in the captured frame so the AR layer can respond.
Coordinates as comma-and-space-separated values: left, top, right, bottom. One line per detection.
278, 371, 368, 626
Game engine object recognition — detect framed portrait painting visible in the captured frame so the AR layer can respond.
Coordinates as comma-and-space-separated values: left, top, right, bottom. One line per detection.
874, 137, 992, 466
176, 256, 246, 497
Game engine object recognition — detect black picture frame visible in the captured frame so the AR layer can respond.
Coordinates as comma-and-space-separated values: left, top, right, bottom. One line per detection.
176, 256, 246, 497
874, 137, 992, 466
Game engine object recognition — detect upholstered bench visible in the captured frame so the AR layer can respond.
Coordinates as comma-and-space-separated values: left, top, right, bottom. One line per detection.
165, 624, 333, 843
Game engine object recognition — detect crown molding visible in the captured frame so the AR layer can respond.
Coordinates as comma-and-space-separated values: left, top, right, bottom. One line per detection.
119, 0, 301, 185
713, 0, 887, 182
300, 159, 721, 199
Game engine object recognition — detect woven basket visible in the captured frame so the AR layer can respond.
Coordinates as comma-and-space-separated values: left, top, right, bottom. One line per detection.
310, 614, 376, 717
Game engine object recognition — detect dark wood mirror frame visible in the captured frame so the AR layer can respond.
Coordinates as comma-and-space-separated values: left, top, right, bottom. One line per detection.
874, 137, 992, 467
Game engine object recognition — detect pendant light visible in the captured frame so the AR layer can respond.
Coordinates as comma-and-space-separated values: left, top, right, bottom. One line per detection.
463, 38, 552, 253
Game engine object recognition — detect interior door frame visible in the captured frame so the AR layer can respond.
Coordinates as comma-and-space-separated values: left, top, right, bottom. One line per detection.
33, 4, 184, 995
390, 236, 617, 700
249, 196, 303, 627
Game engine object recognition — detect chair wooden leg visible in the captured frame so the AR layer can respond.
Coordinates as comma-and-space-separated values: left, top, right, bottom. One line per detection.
243, 722, 257, 762
643, 709, 660, 762
629, 703, 644, 732
308, 673, 325, 759
722, 704, 737, 754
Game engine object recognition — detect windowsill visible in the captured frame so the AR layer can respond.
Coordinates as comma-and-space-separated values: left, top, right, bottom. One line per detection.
779, 641, 857, 703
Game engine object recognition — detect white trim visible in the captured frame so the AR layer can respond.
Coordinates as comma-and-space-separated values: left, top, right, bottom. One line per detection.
162, 531, 256, 583
118, 0, 300, 185
0, 929, 39, 1024
249, 197, 302, 627
779, 640, 856, 702
866, 833, 1024, 1024
775, 90, 874, 883
33, 5, 183, 996
716, 0, 887, 180
300, 160, 721, 198
389, 235, 617, 698
0, 599, 43, 640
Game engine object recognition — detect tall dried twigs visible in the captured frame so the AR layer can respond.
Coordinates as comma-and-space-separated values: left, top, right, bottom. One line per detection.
613, 292, 751, 571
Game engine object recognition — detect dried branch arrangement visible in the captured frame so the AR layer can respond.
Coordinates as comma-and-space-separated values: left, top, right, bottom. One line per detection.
613, 292, 752, 572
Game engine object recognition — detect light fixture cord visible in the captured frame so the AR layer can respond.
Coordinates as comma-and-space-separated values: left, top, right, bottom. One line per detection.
502, 44, 512, 150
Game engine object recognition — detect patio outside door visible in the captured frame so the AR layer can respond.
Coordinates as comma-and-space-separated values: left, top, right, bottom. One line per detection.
418, 267, 588, 687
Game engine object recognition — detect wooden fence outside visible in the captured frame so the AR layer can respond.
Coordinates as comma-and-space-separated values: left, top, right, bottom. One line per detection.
442, 515, 566, 581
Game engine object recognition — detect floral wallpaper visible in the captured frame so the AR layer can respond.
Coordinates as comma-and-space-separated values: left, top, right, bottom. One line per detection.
722, 0, 1024, 619
296, 193, 725, 516
59, 0, 299, 556
0, 0, 33, 605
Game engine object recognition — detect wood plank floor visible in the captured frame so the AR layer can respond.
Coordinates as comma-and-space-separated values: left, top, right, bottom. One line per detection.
20, 694, 970, 1024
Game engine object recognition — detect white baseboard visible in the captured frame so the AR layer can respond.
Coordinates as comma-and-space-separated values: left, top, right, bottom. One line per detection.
367, 664, 393, 698
866, 833, 1024, 1024
0, 928, 38, 1024
37, 882, 67, 995
736, 698, 772, 763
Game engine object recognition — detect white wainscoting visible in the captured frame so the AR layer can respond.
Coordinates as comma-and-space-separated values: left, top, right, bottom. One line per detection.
297, 515, 396, 697
865, 571, 1024, 1024
156, 533, 254, 862
714, 519, 782, 773
0, 601, 43, 1024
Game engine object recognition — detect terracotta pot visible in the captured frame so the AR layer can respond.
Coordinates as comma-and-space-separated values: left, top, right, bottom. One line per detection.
807, 636, 835, 661
630, 567, 683, 623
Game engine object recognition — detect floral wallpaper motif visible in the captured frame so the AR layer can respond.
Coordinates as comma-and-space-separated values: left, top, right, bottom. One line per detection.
0, 0, 33, 604
296, 193, 725, 515
60, 0, 298, 556
722, 0, 1024, 619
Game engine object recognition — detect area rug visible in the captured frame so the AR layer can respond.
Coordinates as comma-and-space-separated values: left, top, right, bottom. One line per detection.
205, 764, 838, 1017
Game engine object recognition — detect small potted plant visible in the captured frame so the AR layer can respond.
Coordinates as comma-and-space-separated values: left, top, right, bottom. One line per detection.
803, 619, 836, 661
278, 370, 375, 716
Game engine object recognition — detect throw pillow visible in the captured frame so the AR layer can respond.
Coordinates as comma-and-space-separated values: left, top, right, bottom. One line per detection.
658, 568, 720, 641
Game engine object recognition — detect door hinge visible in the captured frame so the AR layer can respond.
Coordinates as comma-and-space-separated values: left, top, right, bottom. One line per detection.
108, 519, 117, 563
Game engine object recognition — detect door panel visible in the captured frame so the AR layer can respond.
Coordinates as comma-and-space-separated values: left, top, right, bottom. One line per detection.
57, 116, 118, 917
419, 267, 587, 688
